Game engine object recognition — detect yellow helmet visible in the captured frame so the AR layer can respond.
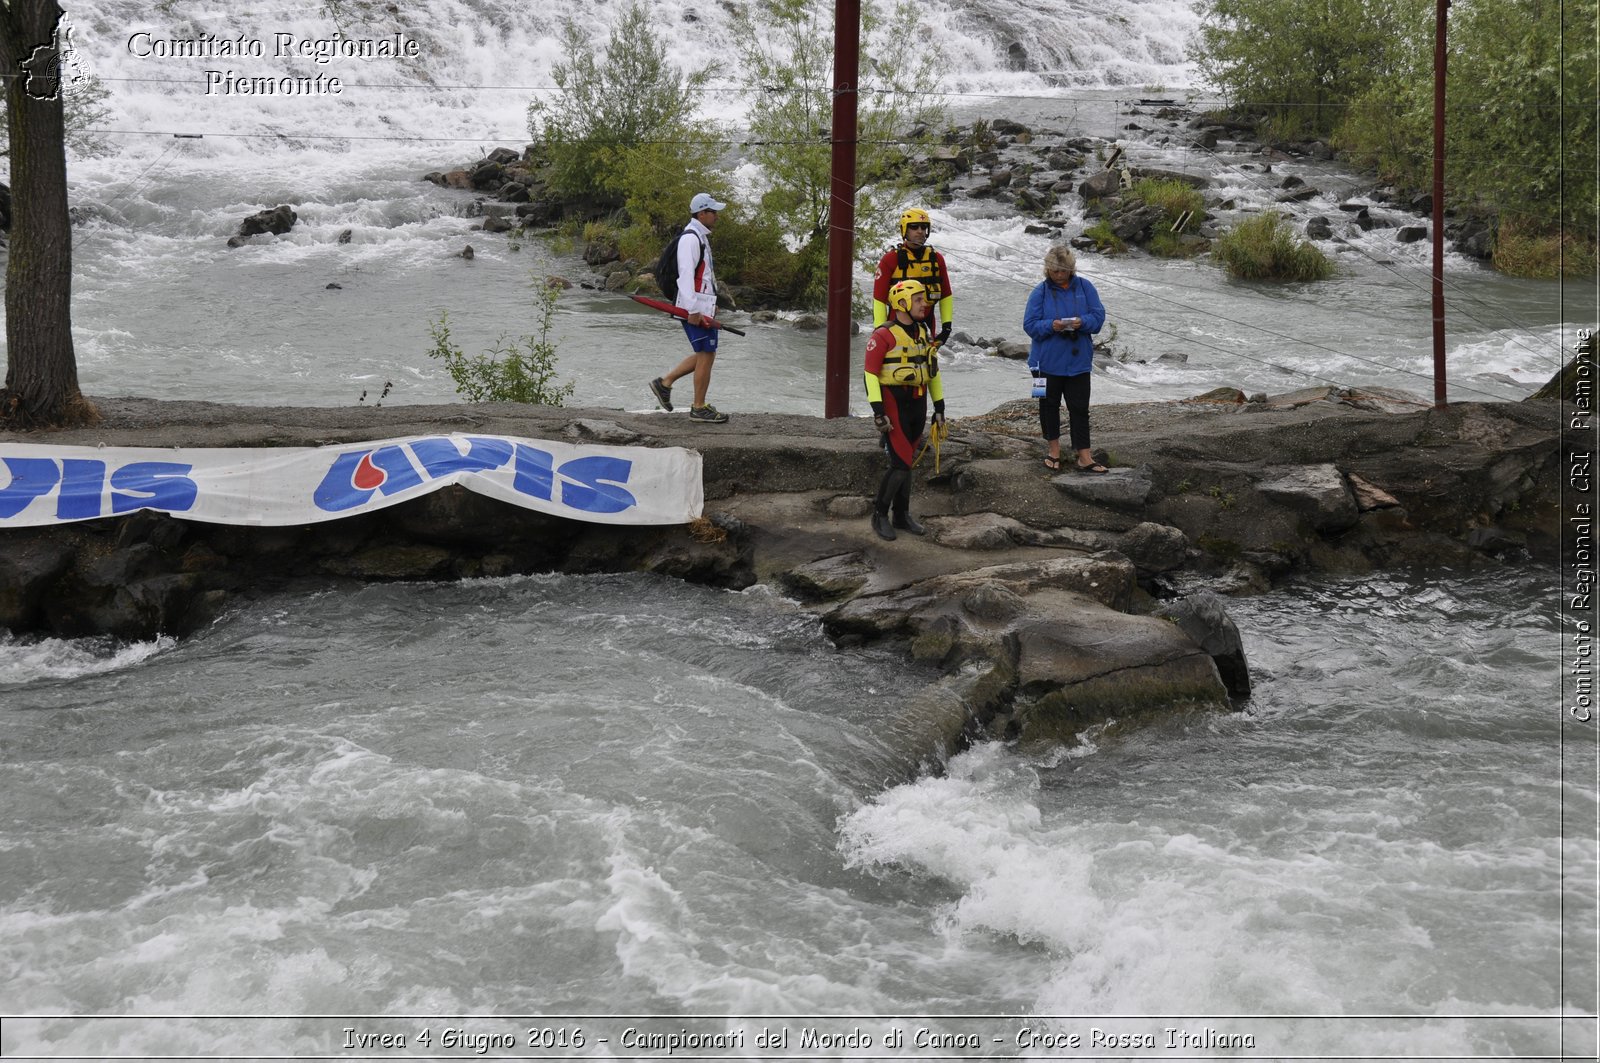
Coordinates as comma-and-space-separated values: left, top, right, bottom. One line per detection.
898, 208, 931, 238
887, 279, 927, 314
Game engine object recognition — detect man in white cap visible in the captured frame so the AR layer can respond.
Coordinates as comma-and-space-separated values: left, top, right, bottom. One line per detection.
649, 192, 729, 423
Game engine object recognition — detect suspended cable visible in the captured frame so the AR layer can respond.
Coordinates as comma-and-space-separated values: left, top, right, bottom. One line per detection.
1153, 126, 1570, 369
928, 216, 1525, 403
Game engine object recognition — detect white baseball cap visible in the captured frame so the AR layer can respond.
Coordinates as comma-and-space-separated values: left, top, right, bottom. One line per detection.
690, 192, 727, 214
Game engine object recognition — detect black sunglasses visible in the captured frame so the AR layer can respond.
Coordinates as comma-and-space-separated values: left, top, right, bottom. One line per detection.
905, 223, 930, 231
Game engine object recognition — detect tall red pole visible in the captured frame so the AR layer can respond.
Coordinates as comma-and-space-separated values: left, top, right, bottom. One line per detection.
823, 0, 861, 418
1431, 0, 1450, 408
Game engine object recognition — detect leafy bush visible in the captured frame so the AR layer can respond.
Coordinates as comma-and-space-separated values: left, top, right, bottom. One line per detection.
426, 286, 575, 405
1213, 212, 1334, 281
1431, 0, 1597, 237
702, 213, 816, 308
1332, 76, 1431, 190
1082, 220, 1127, 254
1146, 230, 1207, 259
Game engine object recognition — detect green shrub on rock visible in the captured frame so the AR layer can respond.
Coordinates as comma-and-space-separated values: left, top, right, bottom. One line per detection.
1083, 220, 1128, 254
1131, 178, 1204, 221
1127, 178, 1207, 258
1213, 212, 1334, 281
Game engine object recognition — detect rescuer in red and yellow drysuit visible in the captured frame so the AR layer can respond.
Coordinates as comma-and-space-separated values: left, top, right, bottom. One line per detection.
863, 279, 946, 542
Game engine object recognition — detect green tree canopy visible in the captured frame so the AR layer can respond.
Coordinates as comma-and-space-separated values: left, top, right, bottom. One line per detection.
527, 1, 716, 205
1191, 0, 1430, 141
732, 0, 946, 300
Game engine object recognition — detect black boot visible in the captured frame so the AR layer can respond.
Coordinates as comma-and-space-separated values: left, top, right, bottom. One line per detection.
871, 470, 899, 541
871, 510, 897, 541
891, 472, 925, 535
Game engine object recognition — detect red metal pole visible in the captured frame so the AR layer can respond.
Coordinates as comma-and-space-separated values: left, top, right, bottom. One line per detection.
1432, 0, 1450, 408
823, 0, 861, 418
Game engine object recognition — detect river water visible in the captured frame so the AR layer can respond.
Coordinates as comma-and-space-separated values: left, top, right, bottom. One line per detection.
1, 569, 1592, 1057
2, 1, 1596, 1058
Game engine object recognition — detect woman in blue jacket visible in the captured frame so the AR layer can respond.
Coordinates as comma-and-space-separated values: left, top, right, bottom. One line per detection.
1023, 245, 1107, 472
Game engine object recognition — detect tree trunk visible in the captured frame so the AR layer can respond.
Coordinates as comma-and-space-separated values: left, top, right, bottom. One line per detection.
0, 0, 92, 428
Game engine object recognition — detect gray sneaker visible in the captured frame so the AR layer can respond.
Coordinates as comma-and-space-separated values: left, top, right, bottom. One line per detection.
648, 377, 673, 412
689, 404, 729, 424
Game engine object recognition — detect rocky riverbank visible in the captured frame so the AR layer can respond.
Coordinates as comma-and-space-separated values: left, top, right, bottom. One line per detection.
1, 390, 1578, 751
406, 104, 1491, 314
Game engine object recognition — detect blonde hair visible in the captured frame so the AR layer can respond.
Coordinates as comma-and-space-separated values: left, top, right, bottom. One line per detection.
1044, 245, 1076, 277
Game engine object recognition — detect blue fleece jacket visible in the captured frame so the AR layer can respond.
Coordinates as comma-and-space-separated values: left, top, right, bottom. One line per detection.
1023, 274, 1105, 377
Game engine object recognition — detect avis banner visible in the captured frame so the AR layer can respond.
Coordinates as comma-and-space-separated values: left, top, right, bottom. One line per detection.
0, 434, 704, 528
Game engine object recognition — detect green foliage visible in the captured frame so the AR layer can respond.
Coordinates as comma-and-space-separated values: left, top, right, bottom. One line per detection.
1130, 178, 1204, 220
1146, 230, 1205, 259
1128, 177, 1206, 257
526, 2, 715, 205
1335, 0, 1595, 229
1213, 212, 1335, 281
732, 0, 947, 304
969, 118, 1000, 152
1331, 76, 1432, 190
1433, 0, 1597, 235
1082, 220, 1128, 254
607, 138, 726, 259
1194, 0, 1597, 249
426, 286, 575, 405
1190, 0, 1427, 140
704, 213, 818, 307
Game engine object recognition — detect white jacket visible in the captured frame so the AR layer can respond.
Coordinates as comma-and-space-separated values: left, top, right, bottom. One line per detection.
674, 217, 717, 319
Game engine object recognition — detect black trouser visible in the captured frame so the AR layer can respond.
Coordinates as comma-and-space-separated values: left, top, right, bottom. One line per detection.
880, 386, 927, 472
876, 385, 926, 517
1039, 371, 1091, 452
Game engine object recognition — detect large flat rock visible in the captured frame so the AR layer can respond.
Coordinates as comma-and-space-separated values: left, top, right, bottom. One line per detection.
1, 392, 1578, 753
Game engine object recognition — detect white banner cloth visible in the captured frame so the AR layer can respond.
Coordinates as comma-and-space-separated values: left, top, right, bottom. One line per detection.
0, 434, 703, 528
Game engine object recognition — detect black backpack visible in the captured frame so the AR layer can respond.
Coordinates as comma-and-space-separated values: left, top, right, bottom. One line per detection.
655, 226, 703, 299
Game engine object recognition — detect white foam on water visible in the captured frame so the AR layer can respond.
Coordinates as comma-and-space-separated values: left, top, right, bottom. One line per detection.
0, 633, 176, 686
838, 737, 1569, 1055
62, 0, 1201, 181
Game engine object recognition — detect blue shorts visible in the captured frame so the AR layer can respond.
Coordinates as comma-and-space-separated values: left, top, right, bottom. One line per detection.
682, 321, 719, 353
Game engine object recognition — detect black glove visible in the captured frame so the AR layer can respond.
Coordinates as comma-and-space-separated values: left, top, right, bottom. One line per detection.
935, 322, 952, 347
873, 412, 891, 435
930, 409, 946, 431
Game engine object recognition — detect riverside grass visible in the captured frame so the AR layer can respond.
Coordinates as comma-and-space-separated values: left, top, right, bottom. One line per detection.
1214, 211, 1334, 282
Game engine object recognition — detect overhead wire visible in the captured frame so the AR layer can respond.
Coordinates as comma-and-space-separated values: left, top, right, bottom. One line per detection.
610, 116, 1528, 402
31, 63, 1576, 399
1144, 122, 1570, 370
925, 214, 1527, 403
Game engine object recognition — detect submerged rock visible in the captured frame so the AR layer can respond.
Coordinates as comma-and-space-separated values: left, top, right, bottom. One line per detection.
237, 204, 297, 238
